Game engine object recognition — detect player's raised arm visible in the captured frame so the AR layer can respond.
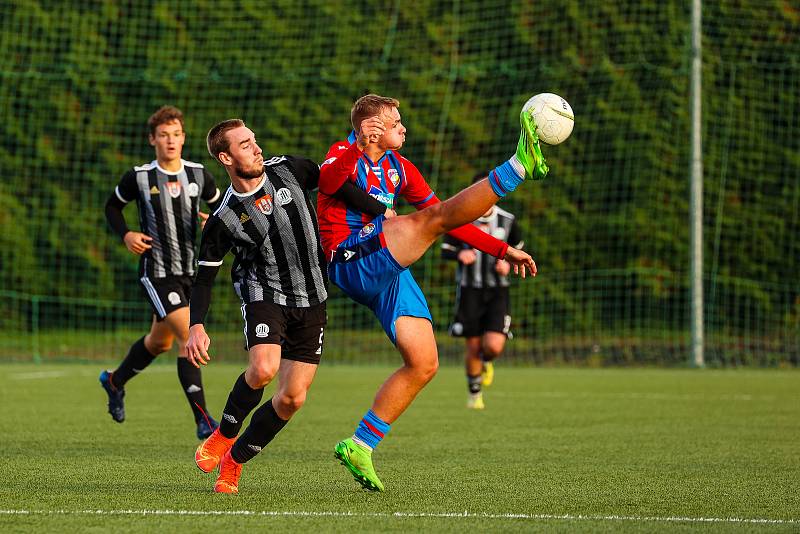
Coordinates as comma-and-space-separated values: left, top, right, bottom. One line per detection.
318, 116, 385, 195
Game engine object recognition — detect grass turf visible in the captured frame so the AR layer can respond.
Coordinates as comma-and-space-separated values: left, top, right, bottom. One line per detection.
0, 363, 798, 533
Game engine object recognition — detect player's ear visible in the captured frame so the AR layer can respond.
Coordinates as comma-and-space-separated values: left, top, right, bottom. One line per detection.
148, 134, 156, 147
218, 152, 232, 166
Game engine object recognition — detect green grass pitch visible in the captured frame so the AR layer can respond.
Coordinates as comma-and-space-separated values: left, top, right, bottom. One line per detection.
0, 362, 798, 533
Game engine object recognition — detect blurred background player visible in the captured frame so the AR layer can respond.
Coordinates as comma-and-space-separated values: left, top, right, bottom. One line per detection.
317, 94, 544, 492
100, 105, 222, 439
187, 119, 387, 494
441, 173, 524, 409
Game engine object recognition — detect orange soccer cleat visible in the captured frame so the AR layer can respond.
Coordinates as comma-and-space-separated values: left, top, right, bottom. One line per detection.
214, 450, 242, 494
195, 428, 236, 473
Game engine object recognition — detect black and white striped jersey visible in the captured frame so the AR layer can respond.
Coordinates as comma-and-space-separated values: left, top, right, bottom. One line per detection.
197, 156, 327, 307
441, 206, 523, 288
114, 159, 220, 278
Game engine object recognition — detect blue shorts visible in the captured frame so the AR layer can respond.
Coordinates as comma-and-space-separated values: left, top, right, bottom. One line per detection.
328, 215, 432, 344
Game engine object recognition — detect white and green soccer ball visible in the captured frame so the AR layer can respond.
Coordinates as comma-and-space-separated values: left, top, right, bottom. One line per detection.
522, 93, 574, 145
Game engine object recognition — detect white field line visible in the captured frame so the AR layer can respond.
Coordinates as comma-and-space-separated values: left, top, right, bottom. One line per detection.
0, 509, 796, 525
7, 366, 175, 380
506, 391, 772, 402
8, 371, 68, 380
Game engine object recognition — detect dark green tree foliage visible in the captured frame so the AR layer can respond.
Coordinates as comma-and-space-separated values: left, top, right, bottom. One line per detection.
0, 0, 797, 364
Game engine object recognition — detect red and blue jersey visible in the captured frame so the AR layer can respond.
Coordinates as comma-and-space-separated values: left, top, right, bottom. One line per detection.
317, 131, 436, 256
317, 131, 509, 260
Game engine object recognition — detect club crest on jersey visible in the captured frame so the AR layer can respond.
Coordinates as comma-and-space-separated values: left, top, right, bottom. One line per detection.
187, 183, 200, 197
367, 185, 394, 209
387, 168, 399, 187
255, 194, 273, 215
166, 181, 181, 198
359, 223, 376, 239
276, 188, 292, 206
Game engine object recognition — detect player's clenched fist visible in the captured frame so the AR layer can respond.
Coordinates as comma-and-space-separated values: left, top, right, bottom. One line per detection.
357, 116, 386, 150
123, 231, 152, 255
186, 324, 212, 368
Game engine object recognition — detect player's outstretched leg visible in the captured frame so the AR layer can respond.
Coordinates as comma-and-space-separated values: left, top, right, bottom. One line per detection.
195, 428, 236, 473
334, 437, 385, 492
99, 370, 126, 423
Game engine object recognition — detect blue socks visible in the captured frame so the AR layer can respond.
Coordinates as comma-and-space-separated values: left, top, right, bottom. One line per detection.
488, 158, 525, 197
353, 409, 390, 450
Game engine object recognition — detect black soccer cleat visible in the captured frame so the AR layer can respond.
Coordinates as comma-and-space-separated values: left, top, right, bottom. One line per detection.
99, 369, 125, 423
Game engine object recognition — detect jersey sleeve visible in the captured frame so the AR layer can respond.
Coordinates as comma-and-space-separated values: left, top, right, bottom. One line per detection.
447, 223, 509, 259
333, 180, 387, 217
508, 218, 523, 249
114, 169, 139, 203
201, 168, 222, 207
190, 216, 234, 326
441, 233, 464, 261
398, 157, 435, 207
319, 142, 361, 195
290, 156, 322, 191
197, 215, 233, 268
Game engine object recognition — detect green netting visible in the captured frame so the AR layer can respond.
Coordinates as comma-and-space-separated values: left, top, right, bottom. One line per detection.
0, 1, 797, 366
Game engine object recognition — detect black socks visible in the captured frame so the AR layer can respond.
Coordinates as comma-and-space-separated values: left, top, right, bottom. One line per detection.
219, 373, 264, 438
177, 357, 209, 424
231, 399, 288, 464
111, 337, 156, 389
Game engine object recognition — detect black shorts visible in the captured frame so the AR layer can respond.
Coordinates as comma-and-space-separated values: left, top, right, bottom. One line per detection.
139, 275, 192, 321
241, 300, 327, 364
449, 286, 511, 338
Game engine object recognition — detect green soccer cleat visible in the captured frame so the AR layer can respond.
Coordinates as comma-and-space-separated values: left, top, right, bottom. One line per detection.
515, 109, 549, 180
334, 438, 385, 492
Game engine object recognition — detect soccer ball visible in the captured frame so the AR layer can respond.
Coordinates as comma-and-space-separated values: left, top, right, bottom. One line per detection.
522, 93, 574, 145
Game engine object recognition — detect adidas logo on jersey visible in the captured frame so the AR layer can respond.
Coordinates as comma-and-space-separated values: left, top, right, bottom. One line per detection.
239, 212, 251, 223
150, 185, 159, 194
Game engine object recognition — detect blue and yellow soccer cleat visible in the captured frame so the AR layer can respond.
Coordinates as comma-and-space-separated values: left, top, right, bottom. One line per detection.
99, 370, 125, 423
515, 109, 549, 180
481, 361, 495, 387
334, 438, 385, 492
467, 392, 485, 410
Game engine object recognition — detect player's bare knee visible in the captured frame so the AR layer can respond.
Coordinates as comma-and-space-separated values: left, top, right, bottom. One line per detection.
145, 337, 172, 355
274, 391, 306, 416
409, 357, 438, 384
483, 346, 503, 360
248, 361, 278, 388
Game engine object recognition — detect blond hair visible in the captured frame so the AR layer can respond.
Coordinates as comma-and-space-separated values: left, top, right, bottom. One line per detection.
351, 94, 400, 130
